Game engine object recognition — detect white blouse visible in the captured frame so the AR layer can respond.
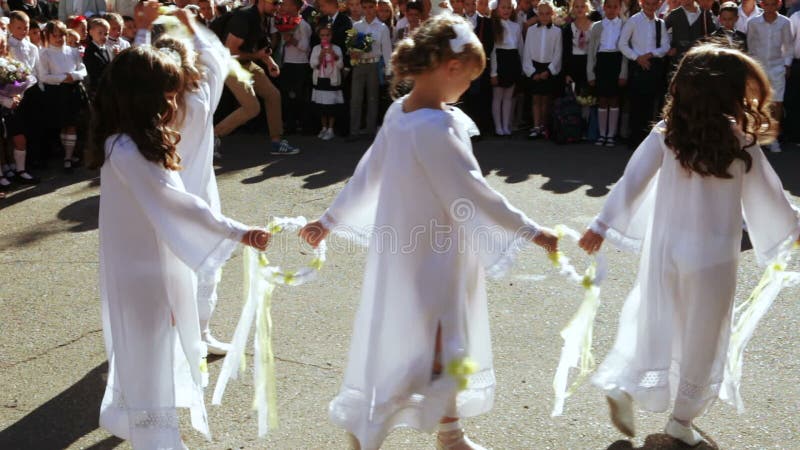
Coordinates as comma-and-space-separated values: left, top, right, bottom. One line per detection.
490, 19, 524, 77
37, 45, 87, 85
599, 17, 623, 52
522, 23, 563, 76
571, 22, 590, 55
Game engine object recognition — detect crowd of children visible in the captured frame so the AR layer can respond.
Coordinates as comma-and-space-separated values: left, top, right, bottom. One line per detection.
220, 0, 800, 151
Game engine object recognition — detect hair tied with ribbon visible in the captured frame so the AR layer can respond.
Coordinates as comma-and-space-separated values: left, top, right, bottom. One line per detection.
449, 20, 479, 54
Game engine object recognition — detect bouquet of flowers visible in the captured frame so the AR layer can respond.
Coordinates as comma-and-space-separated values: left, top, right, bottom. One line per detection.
345, 28, 374, 56
576, 94, 597, 107
274, 14, 302, 33
0, 57, 35, 98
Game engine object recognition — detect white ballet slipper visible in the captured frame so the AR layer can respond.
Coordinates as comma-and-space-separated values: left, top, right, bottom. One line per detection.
202, 330, 231, 356
436, 422, 487, 450
665, 417, 705, 447
605, 387, 635, 438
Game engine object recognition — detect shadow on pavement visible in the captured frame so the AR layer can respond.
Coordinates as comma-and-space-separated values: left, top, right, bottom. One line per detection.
57, 195, 100, 232
0, 362, 121, 449
0, 168, 97, 211
606, 433, 719, 449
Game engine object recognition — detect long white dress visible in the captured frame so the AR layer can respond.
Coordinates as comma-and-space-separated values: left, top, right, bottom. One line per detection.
322, 99, 541, 449
98, 134, 249, 449
174, 30, 230, 332
590, 122, 799, 420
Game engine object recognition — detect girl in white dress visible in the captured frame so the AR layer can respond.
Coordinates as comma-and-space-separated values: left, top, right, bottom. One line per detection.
147, 8, 236, 356
87, 46, 270, 449
578, 44, 800, 446
299, 14, 558, 450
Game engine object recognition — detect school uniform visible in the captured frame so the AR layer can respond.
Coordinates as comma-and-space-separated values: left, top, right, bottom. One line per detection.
463, 12, 495, 133
665, 6, 718, 61
84, 41, 111, 95
711, 28, 747, 51
587, 17, 628, 97
618, 11, 669, 145
7, 36, 44, 162
491, 19, 523, 88
747, 14, 793, 102
562, 21, 593, 94
522, 22, 563, 95
37, 45, 89, 129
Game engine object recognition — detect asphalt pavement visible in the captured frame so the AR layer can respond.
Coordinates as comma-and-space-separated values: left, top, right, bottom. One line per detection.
1, 131, 798, 449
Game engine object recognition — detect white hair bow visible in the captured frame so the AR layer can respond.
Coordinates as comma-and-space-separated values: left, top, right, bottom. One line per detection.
449, 20, 480, 54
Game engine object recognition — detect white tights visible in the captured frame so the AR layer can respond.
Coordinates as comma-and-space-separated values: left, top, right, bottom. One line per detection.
491, 86, 514, 135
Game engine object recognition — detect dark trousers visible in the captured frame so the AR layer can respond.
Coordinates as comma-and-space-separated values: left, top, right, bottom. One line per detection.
280, 62, 311, 134
784, 59, 800, 143
628, 58, 666, 147
15, 88, 44, 165
463, 70, 494, 133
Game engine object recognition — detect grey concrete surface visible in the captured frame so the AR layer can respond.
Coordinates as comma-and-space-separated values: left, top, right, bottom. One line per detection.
1, 132, 798, 450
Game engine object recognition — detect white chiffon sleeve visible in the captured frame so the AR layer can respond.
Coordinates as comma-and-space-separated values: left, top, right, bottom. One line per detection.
742, 145, 800, 265
411, 114, 540, 276
106, 136, 248, 274
321, 132, 386, 236
590, 124, 665, 251
194, 28, 229, 110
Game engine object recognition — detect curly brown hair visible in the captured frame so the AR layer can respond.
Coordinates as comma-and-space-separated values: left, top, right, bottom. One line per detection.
662, 43, 774, 178
87, 46, 183, 170
391, 14, 485, 98
154, 36, 204, 128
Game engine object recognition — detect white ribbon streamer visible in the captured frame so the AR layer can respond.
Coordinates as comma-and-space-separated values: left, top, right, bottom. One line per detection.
550, 225, 607, 417
212, 216, 326, 437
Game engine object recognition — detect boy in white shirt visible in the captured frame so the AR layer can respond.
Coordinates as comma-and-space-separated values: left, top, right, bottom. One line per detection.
348, 0, 392, 139
747, 0, 793, 152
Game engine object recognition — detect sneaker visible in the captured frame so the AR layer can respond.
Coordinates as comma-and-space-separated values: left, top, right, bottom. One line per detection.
528, 127, 540, 139
63, 159, 74, 174
605, 137, 616, 147
270, 140, 300, 155
317, 128, 328, 139
322, 128, 335, 141
0, 176, 11, 189
595, 137, 606, 146
14, 170, 40, 184
769, 141, 782, 153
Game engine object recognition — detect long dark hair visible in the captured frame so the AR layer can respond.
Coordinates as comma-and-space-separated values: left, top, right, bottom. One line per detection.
87, 46, 184, 170
662, 43, 774, 178
154, 36, 203, 128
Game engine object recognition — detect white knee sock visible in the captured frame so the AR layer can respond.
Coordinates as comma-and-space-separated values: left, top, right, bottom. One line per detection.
608, 108, 620, 139
501, 87, 514, 134
13, 149, 26, 172
598, 108, 608, 138
492, 87, 504, 134
60, 133, 77, 160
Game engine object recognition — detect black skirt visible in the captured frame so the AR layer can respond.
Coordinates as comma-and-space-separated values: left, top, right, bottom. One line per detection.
44, 82, 89, 129
496, 48, 522, 88
566, 53, 588, 91
528, 60, 557, 95
595, 51, 624, 97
